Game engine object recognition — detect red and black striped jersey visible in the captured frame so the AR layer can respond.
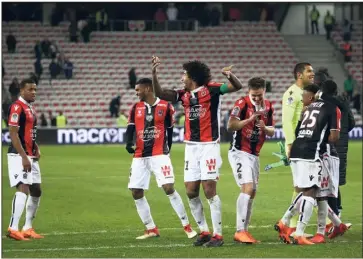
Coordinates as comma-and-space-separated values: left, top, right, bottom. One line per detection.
176, 82, 225, 143
128, 98, 175, 158
229, 96, 274, 156
8, 97, 38, 157
291, 99, 341, 161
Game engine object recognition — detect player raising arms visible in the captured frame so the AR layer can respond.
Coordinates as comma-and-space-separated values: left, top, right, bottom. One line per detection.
227, 77, 275, 244
125, 78, 197, 240
151, 56, 243, 247
281, 62, 314, 236
276, 83, 341, 245
6, 78, 44, 241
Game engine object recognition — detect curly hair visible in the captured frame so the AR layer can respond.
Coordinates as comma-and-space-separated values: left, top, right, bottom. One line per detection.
182, 60, 211, 86
248, 77, 266, 90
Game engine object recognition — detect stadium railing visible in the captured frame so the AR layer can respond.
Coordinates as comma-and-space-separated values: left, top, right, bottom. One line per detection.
88, 19, 199, 32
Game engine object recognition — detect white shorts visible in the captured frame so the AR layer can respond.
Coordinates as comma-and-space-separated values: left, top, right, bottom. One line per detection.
128, 155, 175, 190
7, 154, 41, 188
317, 154, 340, 198
290, 159, 322, 189
228, 149, 259, 189
184, 143, 222, 182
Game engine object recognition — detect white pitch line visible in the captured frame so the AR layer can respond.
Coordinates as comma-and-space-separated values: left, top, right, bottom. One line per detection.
3, 240, 363, 253
2, 223, 361, 238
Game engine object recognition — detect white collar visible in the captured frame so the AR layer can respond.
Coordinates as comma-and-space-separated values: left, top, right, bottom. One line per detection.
144, 97, 160, 114
248, 95, 265, 111
191, 86, 204, 94
190, 86, 205, 98
19, 96, 32, 107
144, 97, 160, 107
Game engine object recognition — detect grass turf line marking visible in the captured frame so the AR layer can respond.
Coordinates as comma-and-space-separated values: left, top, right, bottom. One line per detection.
3, 240, 363, 253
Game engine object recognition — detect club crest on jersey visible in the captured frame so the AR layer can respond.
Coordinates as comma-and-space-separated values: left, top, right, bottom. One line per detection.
201, 89, 207, 97
157, 110, 164, 117
10, 113, 19, 123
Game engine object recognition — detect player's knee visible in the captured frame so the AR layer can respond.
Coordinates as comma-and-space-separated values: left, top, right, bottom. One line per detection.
250, 189, 257, 199
303, 186, 319, 198
162, 184, 175, 195
203, 187, 216, 199
131, 189, 144, 200
185, 181, 200, 199
29, 184, 42, 197
31, 188, 42, 197
16, 182, 30, 195
241, 183, 254, 196
294, 186, 304, 193
186, 190, 198, 199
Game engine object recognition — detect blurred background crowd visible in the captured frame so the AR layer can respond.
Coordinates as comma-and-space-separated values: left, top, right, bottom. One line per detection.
2, 2, 362, 131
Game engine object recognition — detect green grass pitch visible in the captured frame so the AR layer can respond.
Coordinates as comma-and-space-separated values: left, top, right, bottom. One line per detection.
1, 142, 362, 258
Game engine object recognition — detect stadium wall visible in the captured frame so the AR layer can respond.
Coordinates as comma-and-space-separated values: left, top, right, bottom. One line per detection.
2, 126, 362, 145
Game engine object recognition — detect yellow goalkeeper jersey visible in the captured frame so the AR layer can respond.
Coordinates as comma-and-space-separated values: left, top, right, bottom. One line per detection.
282, 83, 303, 145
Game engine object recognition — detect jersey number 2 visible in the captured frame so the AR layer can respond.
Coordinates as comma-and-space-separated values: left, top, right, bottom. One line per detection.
301, 110, 320, 129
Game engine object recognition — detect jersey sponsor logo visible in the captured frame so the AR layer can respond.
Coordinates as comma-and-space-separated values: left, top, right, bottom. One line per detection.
231, 106, 240, 116
14, 105, 19, 111
145, 114, 153, 122
206, 158, 216, 172
31, 127, 37, 141
10, 113, 19, 123
187, 105, 207, 120
137, 126, 161, 141
297, 129, 314, 138
321, 176, 330, 188
246, 128, 261, 142
161, 165, 172, 178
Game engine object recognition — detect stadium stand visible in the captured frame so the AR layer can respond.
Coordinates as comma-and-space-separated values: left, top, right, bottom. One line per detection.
332, 20, 362, 84
3, 21, 359, 127
332, 20, 362, 123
